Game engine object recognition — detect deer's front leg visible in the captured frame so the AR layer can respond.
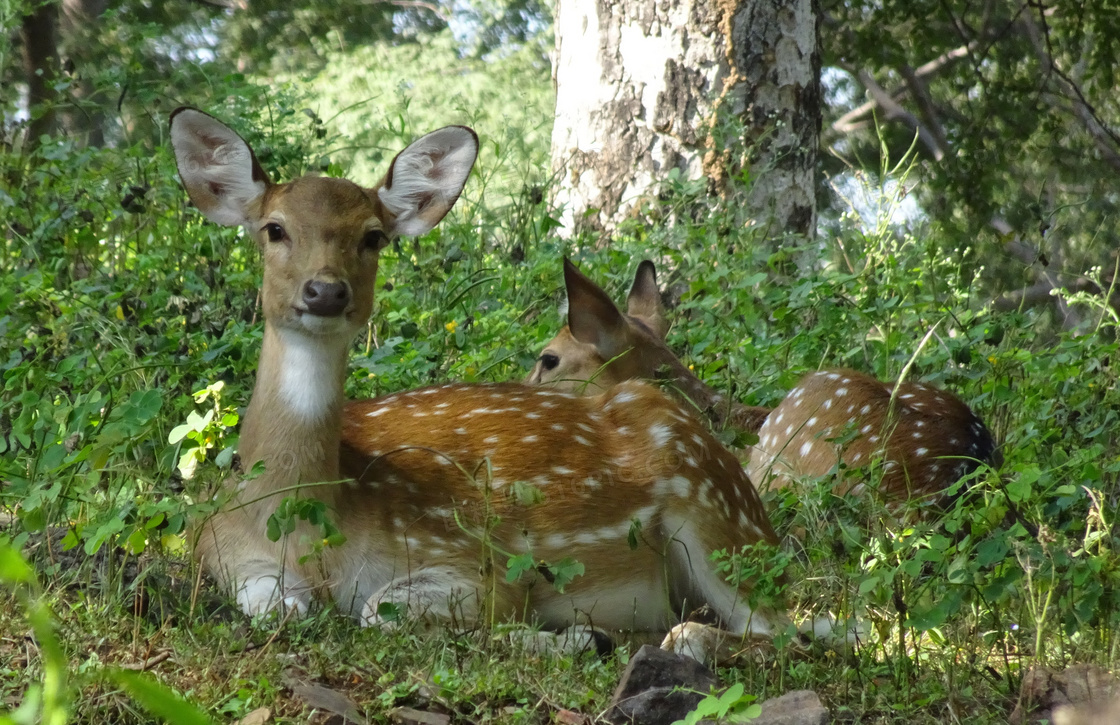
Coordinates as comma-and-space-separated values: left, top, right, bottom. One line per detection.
360, 566, 513, 628
196, 508, 315, 618
232, 563, 314, 617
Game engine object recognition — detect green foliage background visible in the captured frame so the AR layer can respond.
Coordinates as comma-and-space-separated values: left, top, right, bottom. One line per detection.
2, 0, 1120, 722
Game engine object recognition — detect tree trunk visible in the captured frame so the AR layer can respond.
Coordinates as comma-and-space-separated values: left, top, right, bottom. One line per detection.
21, 0, 61, 148
728, 0, 820, 240
59, 0, 109, 147
550, 0, 820, 242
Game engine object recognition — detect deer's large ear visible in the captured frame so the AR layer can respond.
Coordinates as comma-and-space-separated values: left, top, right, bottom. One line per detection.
169, 107, 270, 227
626, 260, 668, 339
377, 126, 478, 238
564, 258, 630, 360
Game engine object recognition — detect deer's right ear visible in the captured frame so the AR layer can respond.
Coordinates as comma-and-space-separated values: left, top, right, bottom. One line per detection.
170, 107, 270, 227
626, 260, 668, 339
563, 258, 630, 359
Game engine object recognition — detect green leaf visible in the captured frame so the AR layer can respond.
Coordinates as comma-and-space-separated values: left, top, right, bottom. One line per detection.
376, 601, 401, 622
266, 515, 282, 542
126, 529, 148, 555
0, 545, 34, 585
730, 703, 762, 722
109, 670, 215, 725
168, 423, 192, 445
627, 519, 642, 550
545, 557, 584, 593
506, 552, 535, 583
212, 448, 235, 470
858, 575, 881, 594
84, 517, 125, 555
976, 535, 1009, 567
717, 682, 745, 712
511, 480, 545, 507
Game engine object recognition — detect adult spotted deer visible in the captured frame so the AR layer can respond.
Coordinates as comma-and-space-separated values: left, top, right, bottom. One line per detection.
173, 109, 787, 660
527, 259, 1001, 504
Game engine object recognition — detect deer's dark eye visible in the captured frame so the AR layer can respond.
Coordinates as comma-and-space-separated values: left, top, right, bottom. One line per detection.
263, 223, 285, 242
362, 229, 389, 251
540, 352, 560, 371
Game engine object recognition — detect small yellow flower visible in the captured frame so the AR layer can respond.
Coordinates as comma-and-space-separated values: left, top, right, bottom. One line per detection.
688, 364, 694, 371
445, 320, 458, 333
988, 355, 997, 364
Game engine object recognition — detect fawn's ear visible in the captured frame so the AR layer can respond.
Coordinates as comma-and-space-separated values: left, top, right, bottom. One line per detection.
170, 107, 270, 227
563, 258, 630, 360
626, 260, 668, 339
377, 125, 478, 238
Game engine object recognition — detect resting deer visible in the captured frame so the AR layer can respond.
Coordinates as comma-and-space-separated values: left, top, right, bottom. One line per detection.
526, 259, 1001, 504
172, 109, 788, 661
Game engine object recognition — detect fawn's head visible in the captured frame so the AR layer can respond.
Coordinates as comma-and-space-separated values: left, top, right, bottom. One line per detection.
170, 108, 478, 340
526, 259, 675, 392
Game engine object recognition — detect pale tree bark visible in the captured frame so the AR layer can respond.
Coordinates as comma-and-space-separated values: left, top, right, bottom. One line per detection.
550, 0, 820, 241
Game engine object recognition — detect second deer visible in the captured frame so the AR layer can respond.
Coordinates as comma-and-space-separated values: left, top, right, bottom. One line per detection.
526, 259, 1002, 504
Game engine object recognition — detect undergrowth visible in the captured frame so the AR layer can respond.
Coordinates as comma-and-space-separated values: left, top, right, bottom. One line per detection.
2, 75, 1118, 724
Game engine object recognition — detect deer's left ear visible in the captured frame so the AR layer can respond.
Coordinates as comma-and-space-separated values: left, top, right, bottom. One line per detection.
376, 125, 478, 238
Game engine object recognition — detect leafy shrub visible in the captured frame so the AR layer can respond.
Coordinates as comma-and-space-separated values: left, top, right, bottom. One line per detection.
2, 43, 1119, 723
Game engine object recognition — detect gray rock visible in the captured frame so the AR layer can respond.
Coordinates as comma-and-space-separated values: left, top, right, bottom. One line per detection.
608, 645, 718, 725
753, 690, 829, 725
1011, 664, 1120, 724
611, 686, 712, 725
1052, 696, 1120, 725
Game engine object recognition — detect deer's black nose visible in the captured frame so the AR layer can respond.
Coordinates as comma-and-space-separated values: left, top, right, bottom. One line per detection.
302, 279, 350, 317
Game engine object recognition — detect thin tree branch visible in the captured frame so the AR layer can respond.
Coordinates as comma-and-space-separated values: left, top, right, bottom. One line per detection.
832, 43, 976, 133
1018, 12, 1120, 174
184, 0, 246, 10
899, 64, 949, 153
989, 216, 1082, 330
357, 0, 450, 23
845, 65, 947, 160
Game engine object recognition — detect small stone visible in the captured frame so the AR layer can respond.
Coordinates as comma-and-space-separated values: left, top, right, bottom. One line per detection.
554, 709, 589, 725
234, 708, 272, 725
753, 690, 828, 725
1053, 696, 1120, 725
1010, 664, 1120, 724
389, 707, 450, 725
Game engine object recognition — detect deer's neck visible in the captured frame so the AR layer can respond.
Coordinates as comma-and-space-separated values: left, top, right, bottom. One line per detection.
652, 349, 726, 416
239, 323, 349, 489
658, 350, 770, 434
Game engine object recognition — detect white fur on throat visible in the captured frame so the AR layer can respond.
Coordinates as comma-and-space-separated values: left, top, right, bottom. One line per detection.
277, 328, 346, 422
379, 126, 477, 238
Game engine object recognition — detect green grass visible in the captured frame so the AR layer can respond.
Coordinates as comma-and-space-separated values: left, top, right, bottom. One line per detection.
2, 79, 1118, 723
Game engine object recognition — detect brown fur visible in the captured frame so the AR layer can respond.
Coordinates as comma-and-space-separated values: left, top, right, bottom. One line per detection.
526, 259, 1002, 504
749, 370, 1002, 503
340, 381, 782, 633
525, 259, 770, 431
